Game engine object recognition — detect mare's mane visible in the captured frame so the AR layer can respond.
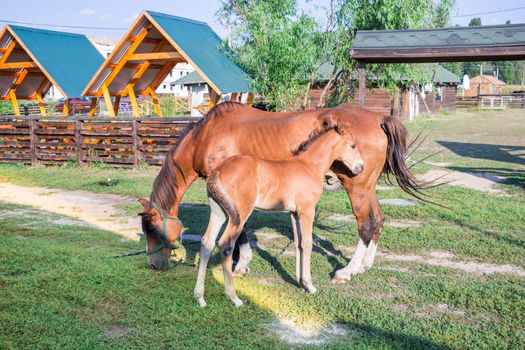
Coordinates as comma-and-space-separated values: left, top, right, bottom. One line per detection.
149, 101, 247, 214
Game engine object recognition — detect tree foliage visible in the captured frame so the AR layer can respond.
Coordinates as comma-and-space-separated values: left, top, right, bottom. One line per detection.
217, 0, 322, 111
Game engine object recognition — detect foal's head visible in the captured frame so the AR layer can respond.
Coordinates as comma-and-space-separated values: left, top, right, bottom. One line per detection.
333, 124, 364, 175
138, 198, 183, 270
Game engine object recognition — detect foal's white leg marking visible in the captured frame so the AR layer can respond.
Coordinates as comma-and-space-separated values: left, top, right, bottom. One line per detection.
194, 198, 226, 308
332, 238, 367, 283
362, 239, 378, 271
233, 241, 253, 277
290, 213, 302, 285
298, 211, 316, 294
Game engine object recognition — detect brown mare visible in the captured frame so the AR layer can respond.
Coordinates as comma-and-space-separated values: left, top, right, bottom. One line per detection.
194, 121, 364, 307
139, 102, 421, 283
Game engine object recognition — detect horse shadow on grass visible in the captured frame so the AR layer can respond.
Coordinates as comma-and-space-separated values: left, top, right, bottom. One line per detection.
437, 141, 525, 166
178, 203, 354, 286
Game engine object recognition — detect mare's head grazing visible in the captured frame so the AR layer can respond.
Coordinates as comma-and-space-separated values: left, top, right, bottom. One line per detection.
139, 144, 187, 270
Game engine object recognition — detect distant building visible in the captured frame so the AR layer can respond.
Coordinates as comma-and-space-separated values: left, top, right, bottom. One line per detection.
171, 71, 209, 116
462, 75, 506, 97
157, 63, 194, 96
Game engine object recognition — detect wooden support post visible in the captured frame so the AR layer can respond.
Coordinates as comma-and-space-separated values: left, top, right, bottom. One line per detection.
127, 85, 140, 117
75, 118, 83, 167
230, 92, 238, 102
102, 84, 115, 117
358, 61, 366, 107
132, 119, 140, 170
29, 118, 37, 166
88, 98, 97, 116
9, 90, 20, 116
113, 95, 121, 116
246, 92, 254, 106
35, 93, 46, 116
147, 87, 162, 117
63, 98, 71, 116
208, 89, 219, 109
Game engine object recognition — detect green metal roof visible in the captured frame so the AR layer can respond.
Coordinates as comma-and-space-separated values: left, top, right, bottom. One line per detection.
428, 65, 461, 84
171, 71, 205, 86
9, 25, 104, 98
353, 23, 525, 49
147, 11, 251, 93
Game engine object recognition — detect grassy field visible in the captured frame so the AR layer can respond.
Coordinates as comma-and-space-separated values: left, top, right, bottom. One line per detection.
0, 109, 524, 349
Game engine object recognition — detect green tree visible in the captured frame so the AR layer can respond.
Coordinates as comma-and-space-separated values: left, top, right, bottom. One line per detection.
469, 17, 482, 26
217, 0, 321, 111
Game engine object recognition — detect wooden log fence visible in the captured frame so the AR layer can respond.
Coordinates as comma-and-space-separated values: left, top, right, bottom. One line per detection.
0, 116, 202, 169
457, 93, 525, 110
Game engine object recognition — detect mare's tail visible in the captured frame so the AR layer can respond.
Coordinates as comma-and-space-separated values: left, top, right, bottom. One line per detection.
380, 116, 432, 203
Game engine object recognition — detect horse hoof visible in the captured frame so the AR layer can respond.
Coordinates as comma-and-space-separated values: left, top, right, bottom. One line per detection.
197, 298, 207, 308
233, 266, 249, 277
232, 298, 244, 307
304, 284, 317, 294
331, 275, 351, 284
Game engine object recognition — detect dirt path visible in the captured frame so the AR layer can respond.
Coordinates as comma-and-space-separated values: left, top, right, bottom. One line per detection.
0, 182, 140, 240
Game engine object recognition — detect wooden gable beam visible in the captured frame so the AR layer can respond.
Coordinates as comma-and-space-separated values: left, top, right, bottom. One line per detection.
128, 52, 183, 61
0, 40, 16, 65
0, 62, 37, 69
102, 25, 151, 90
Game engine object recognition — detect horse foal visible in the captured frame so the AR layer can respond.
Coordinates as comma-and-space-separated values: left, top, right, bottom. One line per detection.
194, 123, 364, 307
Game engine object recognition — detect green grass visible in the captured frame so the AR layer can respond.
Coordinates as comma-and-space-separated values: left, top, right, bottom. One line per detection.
0, 109, 524, 349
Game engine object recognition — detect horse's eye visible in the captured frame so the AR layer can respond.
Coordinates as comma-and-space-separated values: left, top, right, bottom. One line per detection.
351, 144, 356, 149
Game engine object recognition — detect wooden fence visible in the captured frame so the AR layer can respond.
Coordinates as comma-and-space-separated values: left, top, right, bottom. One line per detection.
457, 93, 525, 110
0, 116, 202, 169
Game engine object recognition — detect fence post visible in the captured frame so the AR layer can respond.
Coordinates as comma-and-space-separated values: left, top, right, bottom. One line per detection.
29, 118, 37, 166
75, 118, 83, 167
132, 119, 140, 170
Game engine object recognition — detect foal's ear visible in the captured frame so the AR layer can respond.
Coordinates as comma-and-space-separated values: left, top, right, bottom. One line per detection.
321, 113, 337, 129
138, 198, 150, 208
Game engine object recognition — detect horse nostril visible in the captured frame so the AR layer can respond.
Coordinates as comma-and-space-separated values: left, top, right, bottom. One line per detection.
354, 164, 364, 174
150, 263, 157, 270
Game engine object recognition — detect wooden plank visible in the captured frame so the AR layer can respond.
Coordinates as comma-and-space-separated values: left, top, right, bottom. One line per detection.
0, 62, 37, 69
358, 61, 366, 107
147, 87, 162, 117
88, 98, 97, 116
128, 52, 183, 61
113, 95, 121, 116
9, 90, 20, 116
29, 119, 37, 165
0, 40, 16, 65
63, 99, 70, 116
127, 85, 140, 117
246, 92, 254, 106
34, 129, 75, 135
101, 84, 115, 117
132, 120, 140, 170
35, 93, 47, 116
351, 45, 525, 63
208, 89, 219, 109
80, 130, 132, 136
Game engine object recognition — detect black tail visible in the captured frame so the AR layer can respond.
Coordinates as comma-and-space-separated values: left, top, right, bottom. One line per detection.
381, 116, 436, 204
206, 171, 241, 226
